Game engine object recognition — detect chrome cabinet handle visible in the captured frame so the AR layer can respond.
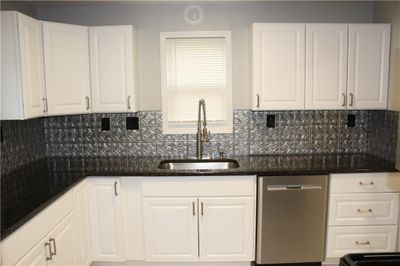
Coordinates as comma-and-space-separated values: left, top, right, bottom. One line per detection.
86, 96, 90, 110
256, 94, 260, 108
192, 202, 196, 216
359, 181, 375, 186
49, 238, 57, 256
355, 241, 370, 245
127, 95, 132, 110
201, 202, 204, 216
357, 208, 372, 213
44, 242, 52, 261
114, 181, 118, 196
349, 93, 354, 107
42, 98, 48, 114
342, 93, 346, 107
267, 184, 322, 191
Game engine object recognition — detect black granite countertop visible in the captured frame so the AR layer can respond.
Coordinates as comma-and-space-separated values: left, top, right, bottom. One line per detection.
1, 153, 398, 240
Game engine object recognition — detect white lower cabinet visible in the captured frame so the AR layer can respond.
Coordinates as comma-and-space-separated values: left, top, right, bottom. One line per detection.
198, 197, 255, 262
325, 172, 400, 263
88, 177, 125, 262
15, 213, 78, 266
143, 197, 199, 262
142, 176, 256, 263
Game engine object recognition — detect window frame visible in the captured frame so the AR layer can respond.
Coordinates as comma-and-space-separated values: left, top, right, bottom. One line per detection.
160, 31, 233, 134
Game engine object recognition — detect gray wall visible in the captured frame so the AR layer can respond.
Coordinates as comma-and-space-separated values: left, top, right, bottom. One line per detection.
0, 1, 36, 17
33, 1, 374, 110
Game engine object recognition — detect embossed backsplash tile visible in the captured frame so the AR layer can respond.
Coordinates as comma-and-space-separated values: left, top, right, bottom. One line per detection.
1, 109, 398, 176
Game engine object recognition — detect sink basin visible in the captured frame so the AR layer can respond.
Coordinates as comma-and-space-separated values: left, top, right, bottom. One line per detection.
158, 159, 240, 170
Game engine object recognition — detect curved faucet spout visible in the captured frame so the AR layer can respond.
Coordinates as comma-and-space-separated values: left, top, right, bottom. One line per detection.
197, 99, 210, 159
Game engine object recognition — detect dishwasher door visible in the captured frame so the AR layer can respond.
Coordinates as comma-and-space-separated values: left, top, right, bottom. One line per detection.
256, 175, 328, 264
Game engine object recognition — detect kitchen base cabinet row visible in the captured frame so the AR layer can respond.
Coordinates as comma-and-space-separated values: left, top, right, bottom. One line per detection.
324, 172, 400, 265
1, 176, 257, 266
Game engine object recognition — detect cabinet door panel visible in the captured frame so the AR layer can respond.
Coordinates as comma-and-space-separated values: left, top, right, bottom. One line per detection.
199, 197, 255, 262
305, 24, 348, 109
252, 24, 305, 110
88, 178, 124, 261
348, 24, 390, 109
89, 26, 135, 112
15, 240, 49, 266
48, 213, 78, 266
143, 197, 198, 262
18, 13, 46, 118
42, 22, 91, 115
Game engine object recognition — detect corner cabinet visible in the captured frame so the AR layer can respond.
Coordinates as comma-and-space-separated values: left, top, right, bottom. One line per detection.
88, 177, 125, 262
89, 26, 139, 112
142, 176, 256, 263
42, 21, 92, 115
1, 11, 46, 120
251, 23, 305, 110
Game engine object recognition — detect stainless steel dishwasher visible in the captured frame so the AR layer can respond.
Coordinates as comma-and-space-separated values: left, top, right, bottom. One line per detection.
256, 175, 328, 265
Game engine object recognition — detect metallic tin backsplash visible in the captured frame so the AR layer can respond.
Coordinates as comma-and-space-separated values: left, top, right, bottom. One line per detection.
1, 110, 398, 175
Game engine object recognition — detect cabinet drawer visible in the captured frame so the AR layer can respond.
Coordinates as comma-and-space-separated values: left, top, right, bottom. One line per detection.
330, 173, 400, 193
329, 193, 400, 226
326, 226, 398, 258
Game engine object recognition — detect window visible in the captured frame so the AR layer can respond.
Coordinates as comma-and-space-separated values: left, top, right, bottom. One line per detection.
160, 31, 233, 134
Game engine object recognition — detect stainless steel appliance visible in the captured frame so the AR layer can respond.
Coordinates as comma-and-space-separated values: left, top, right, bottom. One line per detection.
256, 175, 328, 264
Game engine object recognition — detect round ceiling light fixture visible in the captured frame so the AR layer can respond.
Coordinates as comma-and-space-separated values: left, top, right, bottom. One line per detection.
184, 5, 204, 26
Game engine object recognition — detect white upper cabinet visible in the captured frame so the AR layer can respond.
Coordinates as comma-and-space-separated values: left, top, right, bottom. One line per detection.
42, 21, 91, 115
89, 26, 139, 113
251, 23, 305, 110
305, 24, 348, 110
347, 24, 391, 109
1, 11, 46, 120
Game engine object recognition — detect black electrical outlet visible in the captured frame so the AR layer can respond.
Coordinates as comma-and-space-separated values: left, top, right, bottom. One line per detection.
267, 115, 276, 128
347, 114, 356, 127
101, 117, 111, 131
126, 117, 139, 130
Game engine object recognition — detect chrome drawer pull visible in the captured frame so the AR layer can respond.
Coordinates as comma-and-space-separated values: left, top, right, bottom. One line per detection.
355, 241, 370, 245
359, 181, 375, 186
44, 242, 52, 261
49, 238, 57, 256
357, 208, 372, 213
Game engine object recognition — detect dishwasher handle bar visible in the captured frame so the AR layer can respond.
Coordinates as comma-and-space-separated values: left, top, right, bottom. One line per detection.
266, 184, 322, 191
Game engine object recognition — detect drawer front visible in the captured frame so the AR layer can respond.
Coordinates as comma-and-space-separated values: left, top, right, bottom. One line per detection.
326, 226, 398, 258
329, 193, 400, 226
330, 173, 400, 194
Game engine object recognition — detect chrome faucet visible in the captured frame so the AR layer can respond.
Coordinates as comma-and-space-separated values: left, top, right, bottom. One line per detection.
196, 99, 210, 159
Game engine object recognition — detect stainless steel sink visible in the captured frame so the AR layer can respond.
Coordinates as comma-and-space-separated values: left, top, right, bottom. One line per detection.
158, 159, 240, 170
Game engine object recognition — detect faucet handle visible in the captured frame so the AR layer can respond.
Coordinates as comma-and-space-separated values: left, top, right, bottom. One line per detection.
202, 128, 210, 142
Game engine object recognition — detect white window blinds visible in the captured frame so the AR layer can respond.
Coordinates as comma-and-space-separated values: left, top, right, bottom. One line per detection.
162, 34, 232, 134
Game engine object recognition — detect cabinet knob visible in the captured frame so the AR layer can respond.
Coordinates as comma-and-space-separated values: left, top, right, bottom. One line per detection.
355, 240, 370, 246
49, 238, 57, 256
256, 94, 260, 108
342, 93, 346, 107
349, 93, 354, 107
44, 242, 52, 261
359, 181, 375, 186
114, 181, 119, 196
357, 208, 372, 213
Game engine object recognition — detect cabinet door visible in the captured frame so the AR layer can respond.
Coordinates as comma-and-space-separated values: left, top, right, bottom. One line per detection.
88, 178, 125, 262
18, 13, 46, 118
347, 24, 391, 109
89, 26, 136, 113
73, 180, 92, 266
252, 23, 305, 110
143, 197, 199, 262
305, 24, 348, 110
15, 240, 50, 266
198, 197, 255, 262
42, 22, 91, 115
47, 213, 78, 266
